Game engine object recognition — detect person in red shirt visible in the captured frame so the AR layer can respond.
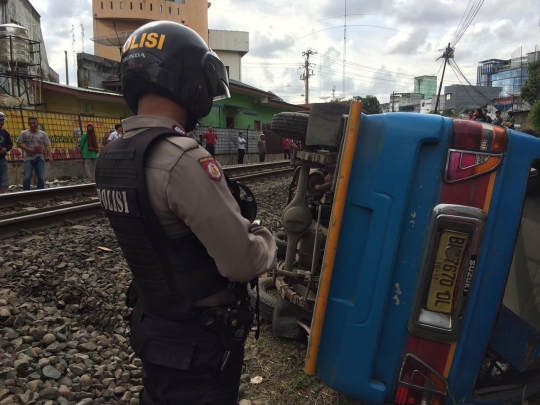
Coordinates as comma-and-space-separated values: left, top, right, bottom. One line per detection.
282, 138, 291, 159
201, 126, 218, 157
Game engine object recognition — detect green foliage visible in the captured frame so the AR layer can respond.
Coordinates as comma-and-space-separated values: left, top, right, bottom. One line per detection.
521, 60, 540, 105
529, 101, 540, 133
352, 95, 382, 114
441, 109, 459, 117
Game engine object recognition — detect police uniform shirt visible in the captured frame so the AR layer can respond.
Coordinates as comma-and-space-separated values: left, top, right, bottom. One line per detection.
122, 115, 277, 306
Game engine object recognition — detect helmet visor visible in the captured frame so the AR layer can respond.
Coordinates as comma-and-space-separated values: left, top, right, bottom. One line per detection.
213, 80, 230, 101
202, 51, 230, 101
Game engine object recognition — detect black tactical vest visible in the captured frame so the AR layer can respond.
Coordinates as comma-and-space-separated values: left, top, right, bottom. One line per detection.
95, 127, 229, 321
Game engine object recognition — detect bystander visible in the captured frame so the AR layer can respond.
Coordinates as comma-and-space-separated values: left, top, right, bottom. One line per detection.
16, 117, 53, 190
237, 132, 246, 164
201, 126, 218, 157
258, 134, 266, 162
0, 112, 13, 193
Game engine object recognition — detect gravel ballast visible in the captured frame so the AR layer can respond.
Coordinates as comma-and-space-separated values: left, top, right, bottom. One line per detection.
0, 173, 291, 405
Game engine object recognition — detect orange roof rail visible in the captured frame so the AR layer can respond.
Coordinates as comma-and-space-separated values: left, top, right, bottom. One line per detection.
305, 101, 363, 375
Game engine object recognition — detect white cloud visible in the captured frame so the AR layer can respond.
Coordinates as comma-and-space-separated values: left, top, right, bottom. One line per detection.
34, 0, 540, 104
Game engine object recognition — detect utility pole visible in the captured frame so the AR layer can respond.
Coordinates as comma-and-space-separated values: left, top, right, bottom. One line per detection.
392, 91, 395, 112
434, 42, 454, 114
64, 51, 69, 85
300, 49, 316, 104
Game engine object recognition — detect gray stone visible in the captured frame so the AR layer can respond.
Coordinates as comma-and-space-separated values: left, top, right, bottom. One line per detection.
80, 374, 92, 387
77, 343, 97, 352
39, 387, 59, 400
42, 365, 62, 380
42, 333, 56, 345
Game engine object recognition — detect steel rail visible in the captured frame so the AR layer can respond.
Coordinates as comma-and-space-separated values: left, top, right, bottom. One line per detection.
0, 201, 103, 240
0, 161, 293, 209
0, 184, 97, 209
0, 161, 293, 239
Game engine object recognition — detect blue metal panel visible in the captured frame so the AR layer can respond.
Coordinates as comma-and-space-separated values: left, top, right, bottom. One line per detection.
316, 113, 451, 403
447, 130, 540, 404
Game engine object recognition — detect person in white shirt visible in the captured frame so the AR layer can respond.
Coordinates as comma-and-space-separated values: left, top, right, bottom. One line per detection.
107, 124, 123, 143
237, 132, 247, 164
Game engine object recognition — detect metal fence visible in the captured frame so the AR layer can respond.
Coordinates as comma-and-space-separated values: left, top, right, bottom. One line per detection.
196, 125, 284, 155
1, 107, 286, 161
1, 109, 122, 161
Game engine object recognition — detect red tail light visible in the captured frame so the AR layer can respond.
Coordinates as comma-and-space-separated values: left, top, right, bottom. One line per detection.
395, 354, 448, 405
445, 120, 507, 183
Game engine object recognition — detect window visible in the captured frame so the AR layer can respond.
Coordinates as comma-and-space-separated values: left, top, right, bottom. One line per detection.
169, 6, 171, 13
177, 8, 180, 15
150, 3, 152, 11
110, 1, 113, 9
446, 94, 452, 100
226, 117, 235, 129
130, 2, 132, 9
120, 1, 123, 9
101, 1, 104, 9
254, 121, 261, 131
140, 2, 142, 9
159, 5, 162, 12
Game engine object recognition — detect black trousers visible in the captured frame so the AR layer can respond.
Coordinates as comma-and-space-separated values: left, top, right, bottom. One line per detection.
131, 303, 244, 405
259, 153, 266, 162
284, 149, 290, 159
205, 144, 215, 158
238, 149, 245, 164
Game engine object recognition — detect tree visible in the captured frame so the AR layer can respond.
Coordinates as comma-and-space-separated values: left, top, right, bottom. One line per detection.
441, 109, 459, 117
529, 101, 540, 134
521, 60, 540, 105
352, 95, 381, 114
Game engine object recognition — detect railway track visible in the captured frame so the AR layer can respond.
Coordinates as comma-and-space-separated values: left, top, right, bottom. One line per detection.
0, 161, 293, 239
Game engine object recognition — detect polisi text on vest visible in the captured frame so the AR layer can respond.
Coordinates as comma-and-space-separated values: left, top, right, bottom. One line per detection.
96, 188, 130, 214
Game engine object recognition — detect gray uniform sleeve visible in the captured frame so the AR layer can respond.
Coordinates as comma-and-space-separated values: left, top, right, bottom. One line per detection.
165, 148, 277, 282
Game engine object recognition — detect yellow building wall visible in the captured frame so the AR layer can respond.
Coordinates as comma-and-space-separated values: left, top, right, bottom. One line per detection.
2, 88, 133, 161
3, 110, 124, 161
93, 0, 209, 61
41, 89, 132, 118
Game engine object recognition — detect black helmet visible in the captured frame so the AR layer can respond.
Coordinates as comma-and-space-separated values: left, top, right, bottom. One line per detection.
120, 21, 230, 131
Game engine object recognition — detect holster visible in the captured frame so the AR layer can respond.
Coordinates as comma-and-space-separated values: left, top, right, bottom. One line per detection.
200, 307, 254, 350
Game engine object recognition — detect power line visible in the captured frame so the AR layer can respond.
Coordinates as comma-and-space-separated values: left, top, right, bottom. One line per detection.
450, 0, 484, 47
295, 24, 399, 41
450, 59, 494, 104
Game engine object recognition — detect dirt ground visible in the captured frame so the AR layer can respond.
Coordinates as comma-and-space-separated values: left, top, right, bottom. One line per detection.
240, 322, 362, 405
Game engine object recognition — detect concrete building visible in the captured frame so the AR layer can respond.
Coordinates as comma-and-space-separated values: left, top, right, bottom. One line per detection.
0, 0, 58, 83
208, 30, 249, 82
77, 53, 121, 92
477, 47, 540, 97
414, 75, 437, 99
381, 92, 424, 113
443, 84, 502, 112
91, 0, 210, 62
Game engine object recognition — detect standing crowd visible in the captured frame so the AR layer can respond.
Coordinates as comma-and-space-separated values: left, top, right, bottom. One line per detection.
468, 108, 515, 129
0, 113, 123, 192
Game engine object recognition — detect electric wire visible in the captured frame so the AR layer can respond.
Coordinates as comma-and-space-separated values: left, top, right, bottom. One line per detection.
450, 0, 484, 47
450, 59, 493, 104
448, 60, 483, 110
295, 24, 399, 42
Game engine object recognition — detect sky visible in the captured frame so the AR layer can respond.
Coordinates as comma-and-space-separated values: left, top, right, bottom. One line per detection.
34, 0, 540, 105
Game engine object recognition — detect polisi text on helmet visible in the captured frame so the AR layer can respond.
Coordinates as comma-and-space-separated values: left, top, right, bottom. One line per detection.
123, 33, 166, 53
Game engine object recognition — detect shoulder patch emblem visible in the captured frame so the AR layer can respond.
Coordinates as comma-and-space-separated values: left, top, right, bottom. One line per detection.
198, 157, 222, 181
172, 125, 186, 135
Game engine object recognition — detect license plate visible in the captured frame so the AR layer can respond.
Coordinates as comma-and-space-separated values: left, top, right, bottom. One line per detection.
426, 230, 469, 314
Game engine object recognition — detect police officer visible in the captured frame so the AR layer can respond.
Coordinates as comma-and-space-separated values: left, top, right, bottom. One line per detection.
95, 21, 277, 405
